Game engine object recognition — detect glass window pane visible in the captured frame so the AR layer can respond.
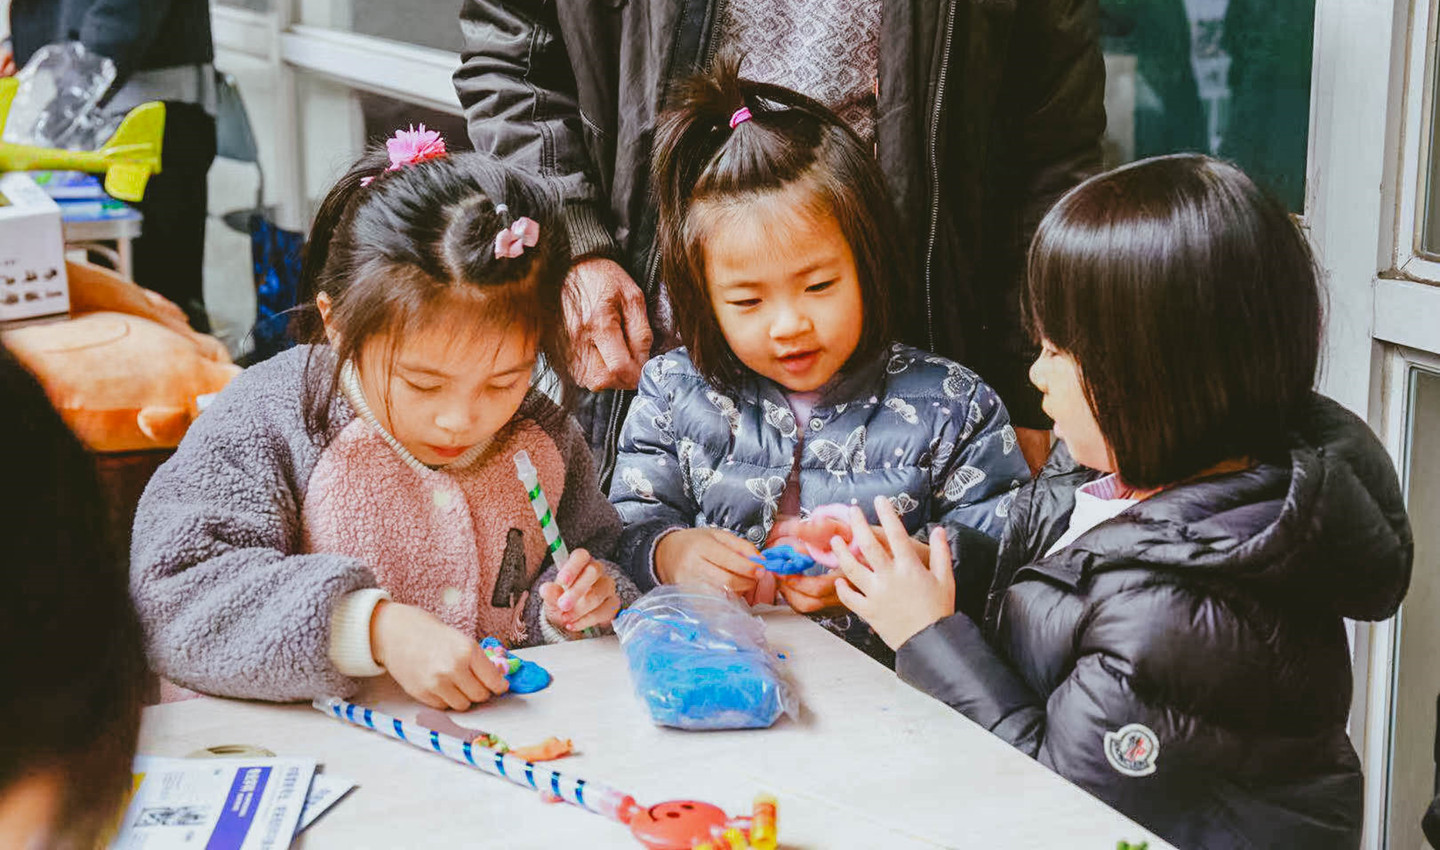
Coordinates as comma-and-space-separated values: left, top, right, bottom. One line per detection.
298, 0, 465, 53
296, 74, 471, 221
1421, 54, 1440, 256
217, 0, 273, 10
1386, 367, 1440, 850
1099, 0, 1315, 212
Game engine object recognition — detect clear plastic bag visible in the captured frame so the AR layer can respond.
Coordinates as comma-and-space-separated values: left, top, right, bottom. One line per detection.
4, 42, 121, 150
614, 585, 799, 730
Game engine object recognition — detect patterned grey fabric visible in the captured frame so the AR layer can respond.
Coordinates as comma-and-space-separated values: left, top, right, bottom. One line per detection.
609, 343, 1031, 658
715, 0, 882, 145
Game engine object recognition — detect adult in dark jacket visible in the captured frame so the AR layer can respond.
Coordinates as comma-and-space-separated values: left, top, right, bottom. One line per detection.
832, 155, 1413, 849
8, 0, 217, 332
453, 0, 1107, 481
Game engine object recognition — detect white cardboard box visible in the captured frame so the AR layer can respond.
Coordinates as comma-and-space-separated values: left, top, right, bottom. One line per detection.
0, 172, 69, 324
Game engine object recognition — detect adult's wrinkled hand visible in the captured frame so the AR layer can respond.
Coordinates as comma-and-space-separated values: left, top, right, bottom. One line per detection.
563, 258, 653, 391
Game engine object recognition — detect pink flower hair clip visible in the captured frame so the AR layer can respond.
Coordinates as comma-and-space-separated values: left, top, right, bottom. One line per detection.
361, 124, 447, 185
494, 216, 540, 259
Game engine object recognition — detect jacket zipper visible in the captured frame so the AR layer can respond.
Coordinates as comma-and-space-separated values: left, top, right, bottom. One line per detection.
604, 0, 725, 485
600, 244, 665, 484
922, 0, 957, 352
702, 0, 731, 70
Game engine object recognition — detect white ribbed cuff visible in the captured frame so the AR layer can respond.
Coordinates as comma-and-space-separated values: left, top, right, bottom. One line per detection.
328, 588, 391, 677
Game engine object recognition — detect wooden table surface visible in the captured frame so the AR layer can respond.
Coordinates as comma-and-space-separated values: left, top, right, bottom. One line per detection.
138, 612, 1172, 849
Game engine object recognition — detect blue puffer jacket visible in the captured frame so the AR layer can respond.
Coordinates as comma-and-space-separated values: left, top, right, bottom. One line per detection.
610, 343, 1032, 660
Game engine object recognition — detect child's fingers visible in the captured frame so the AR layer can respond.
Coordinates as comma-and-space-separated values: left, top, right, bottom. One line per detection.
558, 563, 601, 612
779, 572, 839, 597
713, 529, 762, 558
797, 516, 849, 549
570, 594, 622, 631
712, 568, 758, 595
831, 535, 876, 595
833, 577, 869, 616
415, 690, 449, 711
706, 543, 764, 585
452, 667, 493, 705
872, 496, 915, 562
928, 526, 954, 585
752, 569, 779, 605
849, 507, 889, 570
468, 645, 510, 694
775, 581, 813, 612
433, 681, 473, 712
777, 580, 834, 614
557, 549, 591, 586
563, 574, 615, 624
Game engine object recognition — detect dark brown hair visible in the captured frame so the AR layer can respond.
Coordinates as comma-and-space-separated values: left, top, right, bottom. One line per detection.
296, 146, 574, 435
652, 51, 904, 393
0, 344, 145, 846
1026, 153, 1322, 489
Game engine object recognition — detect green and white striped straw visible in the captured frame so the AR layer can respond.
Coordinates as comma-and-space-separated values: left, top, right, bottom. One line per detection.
513, 450, 598, 638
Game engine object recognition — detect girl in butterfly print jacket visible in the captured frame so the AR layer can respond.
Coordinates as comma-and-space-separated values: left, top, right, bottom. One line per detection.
608, 59, 1029, 662
615, 346, 1028, 657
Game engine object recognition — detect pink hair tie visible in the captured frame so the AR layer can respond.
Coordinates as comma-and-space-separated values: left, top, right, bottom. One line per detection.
729, 106, 753, 129
495, 217, 540, 259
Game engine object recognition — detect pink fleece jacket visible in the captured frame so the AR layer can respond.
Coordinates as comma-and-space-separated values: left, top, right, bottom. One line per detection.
303, 415, 568, 646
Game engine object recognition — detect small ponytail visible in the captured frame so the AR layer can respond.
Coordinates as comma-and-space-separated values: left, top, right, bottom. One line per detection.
651, 49, 905, 393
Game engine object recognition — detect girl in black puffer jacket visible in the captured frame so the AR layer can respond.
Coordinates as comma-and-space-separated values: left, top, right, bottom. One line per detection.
831, 154, 1413, 850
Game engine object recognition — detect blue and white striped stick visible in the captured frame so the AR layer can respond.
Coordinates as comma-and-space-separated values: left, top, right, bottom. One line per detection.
312, 696, 637, 822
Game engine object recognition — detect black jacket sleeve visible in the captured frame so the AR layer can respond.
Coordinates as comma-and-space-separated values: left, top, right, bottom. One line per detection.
452, 0, 616, 258
894, 586, 1219, 825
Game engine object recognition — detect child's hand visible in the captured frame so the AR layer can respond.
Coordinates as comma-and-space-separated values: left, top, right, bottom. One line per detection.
655, 527, 762, 595
777, 572, 843, 613
833, 498, 956, 650
539, 548, 621, 632
370, 601, 510, 710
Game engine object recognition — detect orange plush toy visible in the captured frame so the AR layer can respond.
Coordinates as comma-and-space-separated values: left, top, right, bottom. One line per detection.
2, 261, 241, 452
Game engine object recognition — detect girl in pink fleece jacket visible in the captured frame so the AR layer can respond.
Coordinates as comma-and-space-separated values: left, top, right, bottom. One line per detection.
132, 130, 637, 710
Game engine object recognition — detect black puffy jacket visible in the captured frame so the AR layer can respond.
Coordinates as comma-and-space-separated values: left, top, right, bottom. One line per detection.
896, 394, 1412, 849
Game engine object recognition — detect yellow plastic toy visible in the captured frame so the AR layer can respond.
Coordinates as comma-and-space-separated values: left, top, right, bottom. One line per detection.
0, 76, 163, 201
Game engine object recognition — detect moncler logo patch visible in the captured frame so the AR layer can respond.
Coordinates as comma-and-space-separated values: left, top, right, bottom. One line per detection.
1103, 723, 1159, 777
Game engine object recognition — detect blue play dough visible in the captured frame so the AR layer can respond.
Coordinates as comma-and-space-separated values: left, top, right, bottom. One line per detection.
752, 544, 824, 576
614, 603, 792, 730
480, 637, 552, 694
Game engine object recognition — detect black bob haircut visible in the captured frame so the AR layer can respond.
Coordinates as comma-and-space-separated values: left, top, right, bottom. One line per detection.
0, 344, 146, 845
651, 51, 904, 394
1025, 154, 1323, 490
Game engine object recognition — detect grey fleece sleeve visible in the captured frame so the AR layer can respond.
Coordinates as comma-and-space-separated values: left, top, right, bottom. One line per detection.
130, 359, 378, 702
518, 394, 639, 643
